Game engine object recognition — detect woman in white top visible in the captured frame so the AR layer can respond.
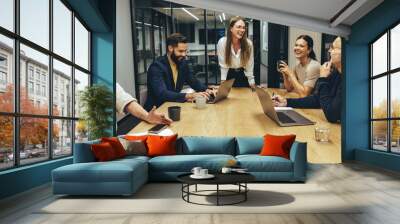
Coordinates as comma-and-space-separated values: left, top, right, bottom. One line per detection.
217, 16, 255, 88
278, 35, 320, 97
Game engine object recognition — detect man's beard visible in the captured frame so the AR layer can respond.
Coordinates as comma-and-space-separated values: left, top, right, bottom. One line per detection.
171, 52, 184, 65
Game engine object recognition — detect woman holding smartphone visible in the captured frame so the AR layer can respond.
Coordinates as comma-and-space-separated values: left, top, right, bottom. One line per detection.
217, 16, 255, 88
278, 35, 320, 97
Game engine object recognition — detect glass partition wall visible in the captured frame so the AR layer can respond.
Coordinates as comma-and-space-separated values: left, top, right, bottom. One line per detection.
131, 0, 258, 104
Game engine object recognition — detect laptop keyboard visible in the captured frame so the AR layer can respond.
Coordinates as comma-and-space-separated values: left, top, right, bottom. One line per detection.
277, 112, 296, 123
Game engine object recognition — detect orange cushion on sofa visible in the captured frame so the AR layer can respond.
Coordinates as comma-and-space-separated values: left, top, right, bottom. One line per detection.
146, 134, 178, 157
91, 142, 118, 162
101, 137, 126, 158
124, 135, 148, 142
259, 134, 296, 159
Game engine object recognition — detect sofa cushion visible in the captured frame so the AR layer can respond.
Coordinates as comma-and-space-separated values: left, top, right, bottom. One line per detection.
74, 140, 100, 163
101, 137, 127, 158
149, 154, 235, 172
53, 159, 147, 183
260, 134, 296, 159
91, 142, 118, 162
147, 134, 178, 157
236, 155, 293, 172
119, 138, 147, 156
236, 137, 263, 155
177, 137, 236, 155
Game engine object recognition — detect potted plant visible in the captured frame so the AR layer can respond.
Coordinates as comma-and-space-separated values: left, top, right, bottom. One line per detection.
79, 84, 113, 140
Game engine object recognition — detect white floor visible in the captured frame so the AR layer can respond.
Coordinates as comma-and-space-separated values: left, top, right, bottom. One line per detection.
1, 162, 400, 224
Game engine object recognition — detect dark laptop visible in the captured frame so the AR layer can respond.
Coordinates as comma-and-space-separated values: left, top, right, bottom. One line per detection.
207, 79, 235, 104
255, 87, 315, 127
117, 114, 141, 135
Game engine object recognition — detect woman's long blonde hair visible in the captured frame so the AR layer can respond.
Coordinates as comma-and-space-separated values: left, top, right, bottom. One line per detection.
225, 16, 252, 67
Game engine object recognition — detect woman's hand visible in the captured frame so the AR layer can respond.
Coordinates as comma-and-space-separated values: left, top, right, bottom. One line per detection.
271, 94, 288, 107
278, 61, 290, 76
320, 62, 332, 78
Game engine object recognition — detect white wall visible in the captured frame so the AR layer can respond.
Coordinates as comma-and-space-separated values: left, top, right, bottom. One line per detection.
288, 27, 322, 68
116, 0, 135, 98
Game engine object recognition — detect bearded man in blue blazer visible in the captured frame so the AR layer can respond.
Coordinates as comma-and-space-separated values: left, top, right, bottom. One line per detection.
144, 33, 212, 110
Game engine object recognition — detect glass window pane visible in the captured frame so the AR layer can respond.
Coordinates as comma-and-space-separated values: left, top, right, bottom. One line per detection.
53, 0, 72, 60
53, 59, 72, 117
391, 120, 400, 153
372, 121, 388, 151
372, 76, 387, 119
75, 120, 88, 143
75, 18, 89, 70
372, 33, 387, 76
0, 116, 14, 170
391, 72, 400, 118
20, 0, 49, 49
0, 0, 14, 31
20, 117, 49, 165
174, 7, 205, 84
391, 24, 400, 70
53, 119, 72, 158
0, 34, 14, 112
74, 69, 89, 118
20, 44, 49, 115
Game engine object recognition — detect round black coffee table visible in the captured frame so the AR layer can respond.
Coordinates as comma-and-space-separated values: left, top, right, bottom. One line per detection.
177, 173, 255, 206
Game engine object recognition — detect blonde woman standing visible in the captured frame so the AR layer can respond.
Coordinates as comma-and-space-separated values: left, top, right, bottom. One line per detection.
217, 16, 255, 88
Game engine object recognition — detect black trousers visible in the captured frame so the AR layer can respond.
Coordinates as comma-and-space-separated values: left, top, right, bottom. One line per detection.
226, 68, 250, 87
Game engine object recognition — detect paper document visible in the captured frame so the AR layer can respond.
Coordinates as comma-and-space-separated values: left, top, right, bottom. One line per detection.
125, 128, 175, 137
274, 107, 293, 111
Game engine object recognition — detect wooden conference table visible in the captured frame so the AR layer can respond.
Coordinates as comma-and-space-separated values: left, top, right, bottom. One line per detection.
128, 88, 341, 164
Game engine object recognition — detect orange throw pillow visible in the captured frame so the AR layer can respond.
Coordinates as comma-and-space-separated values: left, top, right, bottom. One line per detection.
101, 137, 126, 158
91, 142, 118, 161
124, 135, 148, 142
259, 134, 296, 159
146, 134, 178, 157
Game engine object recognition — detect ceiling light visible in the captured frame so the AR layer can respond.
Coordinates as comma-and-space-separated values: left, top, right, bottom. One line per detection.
219, 15, 223, 23
181, 8, 199, 21
222, 13, 226, 21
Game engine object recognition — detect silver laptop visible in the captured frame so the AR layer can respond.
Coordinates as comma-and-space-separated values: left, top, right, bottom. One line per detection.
255, 87, 315, 126
207, 79, 235, 104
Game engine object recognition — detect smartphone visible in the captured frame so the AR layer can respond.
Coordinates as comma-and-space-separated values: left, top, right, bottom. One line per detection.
148, 124, 167, 133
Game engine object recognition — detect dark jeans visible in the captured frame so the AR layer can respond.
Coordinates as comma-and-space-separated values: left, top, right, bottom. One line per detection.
226, 68, 250, 87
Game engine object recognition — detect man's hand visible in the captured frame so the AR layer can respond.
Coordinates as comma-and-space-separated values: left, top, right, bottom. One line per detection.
206, 88, 218, 97
272, 94, 288, 107
320, 62, 332, 78
185, 92, 210, 102
145, 106, 172, 125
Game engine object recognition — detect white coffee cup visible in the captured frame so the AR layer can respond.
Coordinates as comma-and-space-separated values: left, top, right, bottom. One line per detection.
221, 167, 232, 174
200, 169, 208, 176
191, 167, 202, 176
195, 96, 206, 109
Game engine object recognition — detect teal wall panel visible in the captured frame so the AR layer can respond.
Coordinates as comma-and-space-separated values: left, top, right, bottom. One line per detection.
345, 0, 400, 171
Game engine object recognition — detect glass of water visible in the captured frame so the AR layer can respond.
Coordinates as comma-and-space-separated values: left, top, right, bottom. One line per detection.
315, 126, 330, 142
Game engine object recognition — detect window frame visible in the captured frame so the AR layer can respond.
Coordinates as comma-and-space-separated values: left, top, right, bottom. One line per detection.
370, 20, 400, 154
0, 0, 92, 171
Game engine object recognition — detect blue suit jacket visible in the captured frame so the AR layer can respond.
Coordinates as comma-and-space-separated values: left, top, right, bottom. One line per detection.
144, 55, 207, 110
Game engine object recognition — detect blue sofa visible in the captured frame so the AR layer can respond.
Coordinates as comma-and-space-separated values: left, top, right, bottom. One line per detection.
52, 136, 307, 196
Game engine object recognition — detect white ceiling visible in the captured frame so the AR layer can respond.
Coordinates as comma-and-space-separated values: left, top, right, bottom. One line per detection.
168, 0, 384, 37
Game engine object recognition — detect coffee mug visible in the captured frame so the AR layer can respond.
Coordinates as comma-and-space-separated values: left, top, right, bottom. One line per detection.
221, 167, 232, 174
191, 167, 202, 176
200, 169, 208, 176
195, 96, 206, 109
168, 106, 181, 121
